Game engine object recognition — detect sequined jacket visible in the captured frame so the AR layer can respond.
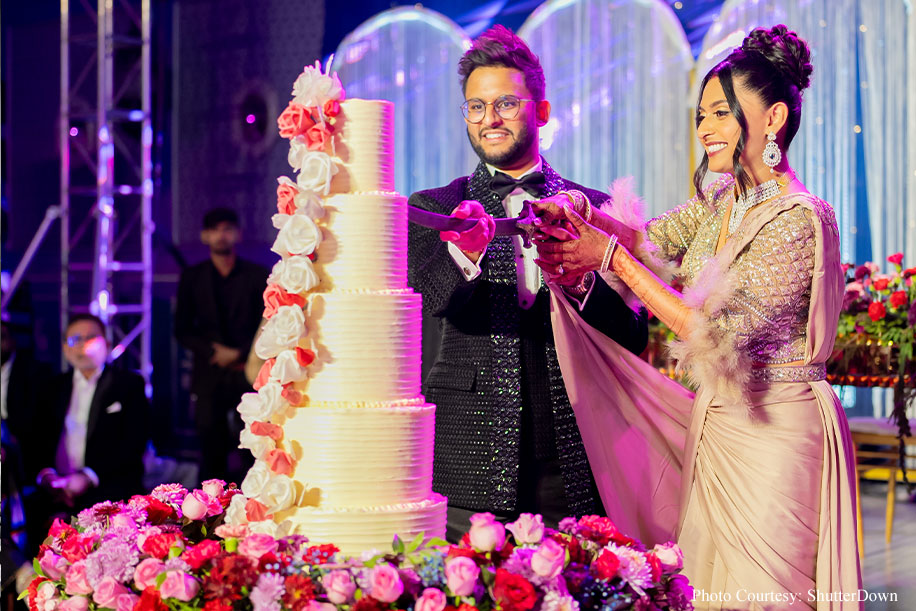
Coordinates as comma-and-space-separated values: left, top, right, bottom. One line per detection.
646, 175, 825, 367
408, 159, 648, 515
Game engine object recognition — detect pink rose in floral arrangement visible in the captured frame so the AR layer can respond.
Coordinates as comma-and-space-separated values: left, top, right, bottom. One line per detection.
117, 593, 140, 611
159, 571, 200, 602
64, 561, 93, 595
323, 570, 357, 604
444, 556, 480, 596
307, 602, 337, 611
238, 533, 279, 560
38, 550, 68, 580
888, 252, 904, 266
181, 489, 221, 520
110, 512, 138, 531
305, 122, 333, 151
133, 557, 166, 590
202, 479, 226, 498
468, 512, 506, 552
651, 541, 683, 573
530, 538, 565, 579
60, 532, 98, 563
93, 576, 130, 608
507, 513, 544, 545
277, 180, 300, 215
35, 581, 60, 611
369, 563, 404, 603
59, 595, 89, 611
49, 518, 77, 540
415, 588, 447, 611
278, 103, 315, 139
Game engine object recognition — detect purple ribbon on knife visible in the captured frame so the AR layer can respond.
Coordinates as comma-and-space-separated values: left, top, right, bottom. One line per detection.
407, 201, 539, 248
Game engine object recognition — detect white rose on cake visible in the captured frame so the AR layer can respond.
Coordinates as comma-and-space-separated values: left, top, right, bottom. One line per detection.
271, 212, 322, 257
237, 392, 270, 425
294, 149, 338, 196
239, 426, 276, 460
270, 350, 308, 385
255, 305, 306, 359
259, 474, 296, 513
224, 493, 249, 525
241, 461, 272, 498
257, 380, 288, 419
292, 66, 344, 108
268, 256, 320, 295
247, 519, 292, 539
277, 176, 325, 219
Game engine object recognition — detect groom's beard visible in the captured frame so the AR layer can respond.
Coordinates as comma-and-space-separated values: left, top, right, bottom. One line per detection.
468, 122, 536, 169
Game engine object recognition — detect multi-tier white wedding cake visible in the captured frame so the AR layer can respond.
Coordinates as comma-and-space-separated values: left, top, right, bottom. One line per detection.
224, 63, 447, 555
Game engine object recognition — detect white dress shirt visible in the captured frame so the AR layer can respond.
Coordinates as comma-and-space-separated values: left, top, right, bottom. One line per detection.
448, 160, 544, 309
55, 367, 103, 475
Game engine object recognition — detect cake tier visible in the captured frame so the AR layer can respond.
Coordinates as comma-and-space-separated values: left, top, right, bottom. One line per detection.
316, 193, 407, 291
278, 494, 447, 557
282, 401, 434, 507
302, 290, 421, 402
329, 100, 394, 194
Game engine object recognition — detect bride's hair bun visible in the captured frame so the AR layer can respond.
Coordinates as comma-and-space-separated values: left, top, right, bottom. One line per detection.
742, 25, 812, 91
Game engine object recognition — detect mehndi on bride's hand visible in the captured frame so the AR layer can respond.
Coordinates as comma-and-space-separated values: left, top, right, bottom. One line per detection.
533, 205, 612, 278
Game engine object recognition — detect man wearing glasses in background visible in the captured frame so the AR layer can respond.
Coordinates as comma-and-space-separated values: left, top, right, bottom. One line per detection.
30, 314, 150, 538
407, 25, 647, 540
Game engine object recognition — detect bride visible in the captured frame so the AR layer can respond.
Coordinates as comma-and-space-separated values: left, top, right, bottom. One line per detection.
532, 25, 861, 609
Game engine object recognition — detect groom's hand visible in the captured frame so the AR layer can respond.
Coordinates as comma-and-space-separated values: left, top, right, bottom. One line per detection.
440, 200, 495, 262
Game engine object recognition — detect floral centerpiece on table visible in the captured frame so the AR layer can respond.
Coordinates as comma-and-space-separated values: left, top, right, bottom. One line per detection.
25, 481, 693, 611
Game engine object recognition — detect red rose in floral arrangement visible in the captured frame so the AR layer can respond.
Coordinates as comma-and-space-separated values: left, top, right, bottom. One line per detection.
142, 532, 184, 559
142, 497, 177, 524
492, 568, 537, 611
60, 533, 98, 563
887, 252, 904, 266
135, 586, 169, 611
868, 301, 887, 321
278, 103, 315, 138
873, 278, 890, 291
577, 515, 618, 546
594, 549, 621, 580
184, 539, 222, 570
904, 267, 916, 279
889, 291, 908, 309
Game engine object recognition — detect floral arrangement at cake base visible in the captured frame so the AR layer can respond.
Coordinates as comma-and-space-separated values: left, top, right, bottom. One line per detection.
24, 481, 693, 611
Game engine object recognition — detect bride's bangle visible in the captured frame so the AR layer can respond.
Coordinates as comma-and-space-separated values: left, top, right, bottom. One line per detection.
560, 190, 592, 223
600, 234, 619, 274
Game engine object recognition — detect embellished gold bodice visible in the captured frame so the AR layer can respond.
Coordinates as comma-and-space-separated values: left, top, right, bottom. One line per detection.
645, 175, 822, 365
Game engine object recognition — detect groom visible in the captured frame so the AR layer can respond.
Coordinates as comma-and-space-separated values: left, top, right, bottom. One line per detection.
407, 25, 647, 540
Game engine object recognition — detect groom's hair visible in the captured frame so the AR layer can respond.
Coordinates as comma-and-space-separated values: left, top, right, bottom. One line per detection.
458, 25, 545, 101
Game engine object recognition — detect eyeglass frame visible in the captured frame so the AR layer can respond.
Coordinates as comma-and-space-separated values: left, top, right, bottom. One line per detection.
460, 95, 538, 124
65, 333, 103, 347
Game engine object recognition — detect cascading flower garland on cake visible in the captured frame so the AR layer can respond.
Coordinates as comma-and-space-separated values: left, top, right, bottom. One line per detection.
25, 480, 693, 611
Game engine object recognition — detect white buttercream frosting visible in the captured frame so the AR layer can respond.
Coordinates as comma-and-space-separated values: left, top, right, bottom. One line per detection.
328, 100, 395, 194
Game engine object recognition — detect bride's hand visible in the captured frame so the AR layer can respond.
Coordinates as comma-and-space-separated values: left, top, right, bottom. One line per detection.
534, 206, 611, 278
530, 194, 573, 226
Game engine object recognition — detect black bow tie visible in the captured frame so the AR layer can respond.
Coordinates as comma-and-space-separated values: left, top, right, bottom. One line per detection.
488, 170, 546, 200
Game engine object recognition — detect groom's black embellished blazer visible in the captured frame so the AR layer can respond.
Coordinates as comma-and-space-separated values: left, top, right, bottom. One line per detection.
407, 159, 648, 516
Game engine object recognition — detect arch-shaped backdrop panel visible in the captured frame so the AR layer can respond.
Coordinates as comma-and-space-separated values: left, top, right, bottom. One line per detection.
519, 0, 694, 217
331, 7, 477, 196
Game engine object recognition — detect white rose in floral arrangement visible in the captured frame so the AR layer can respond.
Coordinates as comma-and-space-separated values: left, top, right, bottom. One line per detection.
292, 66, 345, 108
239, 427, 275, 460
254, 305, 306, 359
271, 213, 322, 257
241, 461, 272, 498
269, 256, 320, 295
237, 392, 271, 425
259, 474, 296, 514
225, 493, 249, 525
270, 350, 308, 385
296, 151, 338, 196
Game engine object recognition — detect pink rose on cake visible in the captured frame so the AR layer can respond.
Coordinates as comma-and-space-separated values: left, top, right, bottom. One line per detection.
290, 148, 338, 195
263, 284, 307, 320
277, 103, 316, 139
269, 350, 308, 385
271, 213, 322, 257
254, 305, 306, 359
265, 448, 294, 476
277, 177, 300, 215
269, 256, 320, 296
292, 65, 345, 108
305, 122, 333, 151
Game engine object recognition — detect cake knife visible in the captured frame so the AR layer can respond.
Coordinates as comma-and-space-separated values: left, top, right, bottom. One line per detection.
407, 201, 540, 248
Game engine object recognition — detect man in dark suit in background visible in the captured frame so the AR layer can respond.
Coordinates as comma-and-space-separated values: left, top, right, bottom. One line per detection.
407, 25, 647, 541
175, 208, 268, 484
32, 314, 150, 533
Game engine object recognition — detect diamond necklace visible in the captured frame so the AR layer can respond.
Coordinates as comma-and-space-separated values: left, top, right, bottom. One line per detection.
727, 173, 793, 236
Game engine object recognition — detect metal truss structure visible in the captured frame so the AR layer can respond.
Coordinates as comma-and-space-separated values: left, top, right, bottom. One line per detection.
60, 0, 152, 387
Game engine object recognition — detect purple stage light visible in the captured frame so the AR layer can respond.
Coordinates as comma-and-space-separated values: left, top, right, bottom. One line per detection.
246, 114, 256, 124
69, 127, 79, 136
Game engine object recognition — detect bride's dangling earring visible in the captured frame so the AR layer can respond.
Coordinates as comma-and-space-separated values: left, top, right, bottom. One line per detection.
763, 132, 781, 173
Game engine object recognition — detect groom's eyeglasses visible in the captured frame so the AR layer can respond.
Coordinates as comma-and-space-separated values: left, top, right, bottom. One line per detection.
461, 95, 536, 123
